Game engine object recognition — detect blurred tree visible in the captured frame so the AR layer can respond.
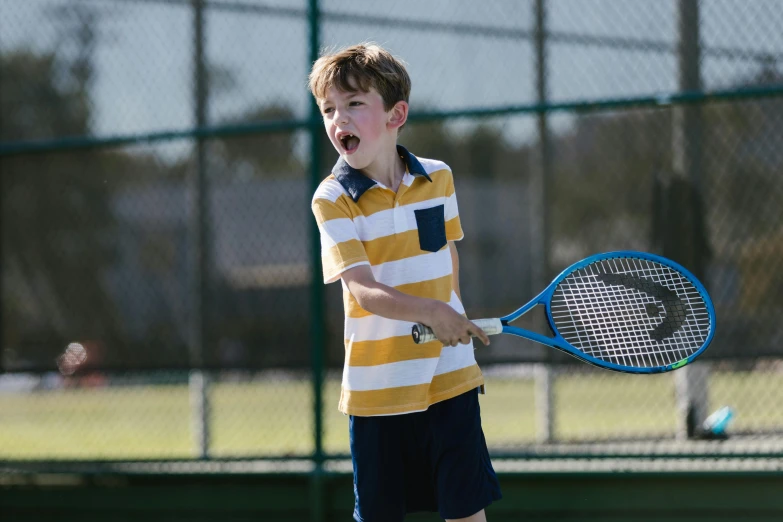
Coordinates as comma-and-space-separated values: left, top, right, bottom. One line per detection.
399, 119, 458, 167
550, 109, 671, 257
1, 50, 126, 370
401, 118, 521, 180
701, 66, 783, 243
546, 65, 783, 287
461, 123, 507, 179
214, 104, 304, 178
699, 67, 783, 332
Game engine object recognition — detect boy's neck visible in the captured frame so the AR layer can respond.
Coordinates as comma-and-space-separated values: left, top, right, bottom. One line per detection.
360, 144, 407, 192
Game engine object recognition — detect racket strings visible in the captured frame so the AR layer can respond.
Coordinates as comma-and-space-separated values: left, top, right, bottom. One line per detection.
550, 257, 711, 368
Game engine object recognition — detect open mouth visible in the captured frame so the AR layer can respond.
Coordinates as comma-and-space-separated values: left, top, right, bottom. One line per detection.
339, 133, 360, 153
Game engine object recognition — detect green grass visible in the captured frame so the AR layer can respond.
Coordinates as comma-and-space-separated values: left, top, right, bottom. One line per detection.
555, 373, 677, 439
1, 372, 781, 460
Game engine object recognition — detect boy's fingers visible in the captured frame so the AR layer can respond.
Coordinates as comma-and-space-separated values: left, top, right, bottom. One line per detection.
469, 321, 491, 346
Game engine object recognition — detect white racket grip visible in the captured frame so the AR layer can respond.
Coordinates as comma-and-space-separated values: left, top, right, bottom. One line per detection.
411, 318, 504, 344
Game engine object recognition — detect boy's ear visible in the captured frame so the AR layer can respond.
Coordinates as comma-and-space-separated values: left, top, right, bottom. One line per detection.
387, 100, 409, 131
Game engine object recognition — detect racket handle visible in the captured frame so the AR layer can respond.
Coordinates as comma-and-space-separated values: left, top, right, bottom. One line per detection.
412, 318, 504, 344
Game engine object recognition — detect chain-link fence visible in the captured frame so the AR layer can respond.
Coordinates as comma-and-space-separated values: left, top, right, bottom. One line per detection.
1, 0, 783, 464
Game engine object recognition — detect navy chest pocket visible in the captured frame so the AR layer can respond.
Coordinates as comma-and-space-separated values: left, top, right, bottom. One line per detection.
414, 204, 447, 253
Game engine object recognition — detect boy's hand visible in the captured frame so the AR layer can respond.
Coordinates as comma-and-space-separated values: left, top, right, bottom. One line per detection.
340, 265, 489, 346
427, 301, 491, 347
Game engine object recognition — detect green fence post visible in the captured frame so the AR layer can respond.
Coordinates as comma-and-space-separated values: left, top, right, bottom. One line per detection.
533, 0, 555, 445
308, 1, 325, 521
670, 0, 710, 442
189, 0, 211, 460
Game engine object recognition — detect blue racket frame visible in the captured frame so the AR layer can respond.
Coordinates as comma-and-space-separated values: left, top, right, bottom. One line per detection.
499, 251, 716, 374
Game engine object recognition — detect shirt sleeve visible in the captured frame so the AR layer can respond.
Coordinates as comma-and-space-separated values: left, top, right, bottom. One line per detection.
312, 196, 370, 284
444, 170, 464, 241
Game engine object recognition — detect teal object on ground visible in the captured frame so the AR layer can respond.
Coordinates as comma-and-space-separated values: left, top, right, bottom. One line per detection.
703, 406, 734, 435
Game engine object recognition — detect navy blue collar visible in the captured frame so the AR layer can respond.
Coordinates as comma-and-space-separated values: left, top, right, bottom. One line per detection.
332, 145, 432, 202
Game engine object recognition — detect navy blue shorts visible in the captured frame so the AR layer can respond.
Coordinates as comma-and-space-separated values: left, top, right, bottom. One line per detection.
349, 388, 502, 521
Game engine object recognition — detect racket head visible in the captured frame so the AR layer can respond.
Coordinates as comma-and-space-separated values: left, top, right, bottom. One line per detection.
538, 251, 715, 373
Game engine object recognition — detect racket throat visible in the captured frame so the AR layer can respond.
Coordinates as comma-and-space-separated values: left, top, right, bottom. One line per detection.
504, 304, 558, 341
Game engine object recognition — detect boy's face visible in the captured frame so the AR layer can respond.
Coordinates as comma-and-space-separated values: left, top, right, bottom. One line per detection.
319, 85, 397, 171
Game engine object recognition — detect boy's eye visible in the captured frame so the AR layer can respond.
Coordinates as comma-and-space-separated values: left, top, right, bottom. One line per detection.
322, 107, 334, 114
349, 101, 362, 106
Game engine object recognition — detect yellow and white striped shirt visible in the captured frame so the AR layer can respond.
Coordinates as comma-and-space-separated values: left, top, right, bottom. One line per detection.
311, 146, 484, 416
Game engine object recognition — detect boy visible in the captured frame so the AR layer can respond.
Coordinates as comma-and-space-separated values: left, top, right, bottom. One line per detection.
309, 43, 502, 522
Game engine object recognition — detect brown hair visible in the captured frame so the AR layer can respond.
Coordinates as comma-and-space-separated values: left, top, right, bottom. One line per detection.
308, 43, 411, 111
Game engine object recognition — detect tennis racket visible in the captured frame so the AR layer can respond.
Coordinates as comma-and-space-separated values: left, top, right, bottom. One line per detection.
412, 251, 715, 374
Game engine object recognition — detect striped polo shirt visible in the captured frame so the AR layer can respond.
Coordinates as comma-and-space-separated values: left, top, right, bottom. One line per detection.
311, 145, 484, 416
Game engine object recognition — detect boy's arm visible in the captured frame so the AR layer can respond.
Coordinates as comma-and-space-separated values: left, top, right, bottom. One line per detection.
341, 264, 490, 347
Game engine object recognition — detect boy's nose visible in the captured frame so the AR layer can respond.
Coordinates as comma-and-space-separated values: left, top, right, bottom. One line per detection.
334, 109, 349, 126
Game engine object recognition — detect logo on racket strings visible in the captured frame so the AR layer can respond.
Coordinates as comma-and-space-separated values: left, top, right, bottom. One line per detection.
596, 273, 689, 341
